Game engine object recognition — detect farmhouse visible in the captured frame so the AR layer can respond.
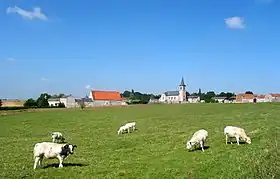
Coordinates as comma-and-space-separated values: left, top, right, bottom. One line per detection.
188, 95, 201, 103
48, 95, 76, 108
213, 97, 227, 103
265, 93, 280, 102
88, 90, 127, 106
236, 93, 266, 103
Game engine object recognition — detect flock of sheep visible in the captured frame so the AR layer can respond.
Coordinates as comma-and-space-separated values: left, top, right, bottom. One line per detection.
118, 122, 252, 152
33, 123, 251, 169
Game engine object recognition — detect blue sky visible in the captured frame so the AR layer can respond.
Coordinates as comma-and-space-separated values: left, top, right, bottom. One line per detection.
1, 0, 280, 99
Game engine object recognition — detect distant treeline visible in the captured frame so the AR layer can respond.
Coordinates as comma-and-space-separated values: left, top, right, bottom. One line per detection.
121, 89, 236, 104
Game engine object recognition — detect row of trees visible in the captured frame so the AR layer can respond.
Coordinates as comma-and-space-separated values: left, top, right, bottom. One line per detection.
24, 93, 65, 108
121, 89, 238, 104
121, 90, 160, 104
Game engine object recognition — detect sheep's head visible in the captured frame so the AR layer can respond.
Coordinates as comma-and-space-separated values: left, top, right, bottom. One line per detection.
245, 137, 251, 144
63, 144, 77, 155
186, 141, 192, 150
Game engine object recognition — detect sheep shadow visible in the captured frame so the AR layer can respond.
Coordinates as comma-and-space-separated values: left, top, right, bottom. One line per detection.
226, 141, 246, 145
43, 163, 88, 169
189, 146, 210, 152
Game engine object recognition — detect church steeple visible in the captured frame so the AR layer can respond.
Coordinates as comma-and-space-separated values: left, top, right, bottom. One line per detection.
179, 77, 186, 87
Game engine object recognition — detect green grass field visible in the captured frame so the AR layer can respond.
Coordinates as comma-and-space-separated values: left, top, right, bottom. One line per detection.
1, 103, 280, 179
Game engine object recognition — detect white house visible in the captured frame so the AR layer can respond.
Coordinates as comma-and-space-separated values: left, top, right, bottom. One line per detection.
188, 96, 200, 103
265, 93, 280, 102
213, 97, 227, 103
159, 77, 187, 104
48, 95, 76, 108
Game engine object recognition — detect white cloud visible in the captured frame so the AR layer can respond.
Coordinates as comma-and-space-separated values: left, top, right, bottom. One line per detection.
85, 85, 91, 89
41, 77, 51, 81
7, 57, 15, 62
6, 6, 48, 21
224, 16, 245, 29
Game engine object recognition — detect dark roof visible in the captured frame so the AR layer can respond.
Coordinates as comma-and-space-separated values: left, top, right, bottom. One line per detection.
188, 95, 199, 98
179, 77, 186, 86
75, 98, 93, 102
213, 97, 227, 100
164, 91, 179, 96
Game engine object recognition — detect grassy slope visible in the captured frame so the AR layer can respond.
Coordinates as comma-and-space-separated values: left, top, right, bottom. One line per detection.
1, 103, 280, 179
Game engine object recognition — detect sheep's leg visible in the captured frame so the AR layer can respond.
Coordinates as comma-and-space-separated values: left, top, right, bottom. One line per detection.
39, 157, 43, 168
57, 156, 64, 168
200, 141, 204, 152
127, 128, 130, 133
236, 136, 240, 145
34, 157, 40, 169
225, 135, 228, 145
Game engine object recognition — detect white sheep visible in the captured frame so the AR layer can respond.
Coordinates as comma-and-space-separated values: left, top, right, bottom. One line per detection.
117, 125, 130, 135
224, 126, 251, 145
186, 129, 208, 152
33, 142, 77, 169
125, 122, 136, 131
51, 132, 65, 143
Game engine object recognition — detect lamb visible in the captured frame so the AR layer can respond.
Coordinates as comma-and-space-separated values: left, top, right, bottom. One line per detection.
117, 125, 130, 135
125, 122, 136, 131
33, 142, 77, 169
51, 132, 65, 143
224, 126, 251, 145
186, 129, 208, 152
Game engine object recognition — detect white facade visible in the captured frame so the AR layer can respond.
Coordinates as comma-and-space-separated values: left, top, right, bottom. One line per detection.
188, 96, 200, 103
265, 94, 280, 102
48, 95, 76, 108
158, 77, 187, 104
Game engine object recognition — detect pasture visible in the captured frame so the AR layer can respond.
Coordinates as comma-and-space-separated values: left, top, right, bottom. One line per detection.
1, 103, 280, 178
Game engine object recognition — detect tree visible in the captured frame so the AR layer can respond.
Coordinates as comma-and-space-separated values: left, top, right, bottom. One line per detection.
198, 88, 202, 98
58, 102, 65, 108
36, 93, 51, 108
0, 99, 2, 107
245, 91, 253, 94
24, 98, 37, 108
78, 98, 86, 109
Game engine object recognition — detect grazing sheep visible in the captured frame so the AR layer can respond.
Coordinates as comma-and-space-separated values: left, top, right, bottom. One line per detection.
117, 125, 130, 135
125, 122, 136, 131
186, 129, 208, 152
33, 142, 77, 169
51, 132, 65, 143
224, 126, 251, 145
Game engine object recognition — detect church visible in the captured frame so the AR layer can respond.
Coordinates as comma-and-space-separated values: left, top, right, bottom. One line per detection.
158, 77, 200, 104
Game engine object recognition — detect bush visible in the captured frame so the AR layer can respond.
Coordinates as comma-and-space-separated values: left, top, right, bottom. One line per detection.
0, 106, 28, 111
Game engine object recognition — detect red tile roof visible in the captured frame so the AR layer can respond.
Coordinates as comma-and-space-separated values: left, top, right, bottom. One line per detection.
269, 93, 280, 97
91, 90, 124, 101
236, 93, 254, 101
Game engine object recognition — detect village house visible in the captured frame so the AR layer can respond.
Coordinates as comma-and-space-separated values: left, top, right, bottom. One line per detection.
265, 93, 280, 102
48, 95, 76, 108
88, 90, 127, 106
188, 95, 201, 103
236, 93, 266, 103
213, 97, 227, 103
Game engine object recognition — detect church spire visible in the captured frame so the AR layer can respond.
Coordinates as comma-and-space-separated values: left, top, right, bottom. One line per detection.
180, 77, 186, 87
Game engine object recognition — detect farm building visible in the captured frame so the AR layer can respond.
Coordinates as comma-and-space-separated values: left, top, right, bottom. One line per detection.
48, 95, 76, 108
265, 93, 280, 102
88, 90, 127, 106
236, 93, 266, 103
